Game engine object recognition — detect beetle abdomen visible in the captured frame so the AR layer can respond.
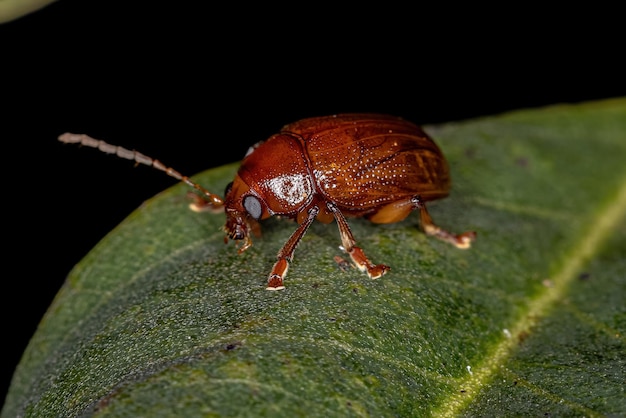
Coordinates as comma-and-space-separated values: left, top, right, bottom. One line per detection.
282, 114, 450, 215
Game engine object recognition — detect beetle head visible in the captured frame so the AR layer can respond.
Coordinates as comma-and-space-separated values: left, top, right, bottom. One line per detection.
221, 134, 310, 253
222, 174, 265, 253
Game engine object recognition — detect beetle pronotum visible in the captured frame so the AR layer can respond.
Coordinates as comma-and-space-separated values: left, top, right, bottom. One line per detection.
59, 113, 476, 290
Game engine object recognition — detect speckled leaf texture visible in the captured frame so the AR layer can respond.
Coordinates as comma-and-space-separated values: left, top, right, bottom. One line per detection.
3, 98, 625, 417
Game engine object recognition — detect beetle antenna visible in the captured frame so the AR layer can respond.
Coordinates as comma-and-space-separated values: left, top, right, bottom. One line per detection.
58, 133, 224, 207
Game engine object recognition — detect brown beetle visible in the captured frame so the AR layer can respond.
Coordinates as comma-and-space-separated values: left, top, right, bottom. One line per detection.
59, 114, 475, 290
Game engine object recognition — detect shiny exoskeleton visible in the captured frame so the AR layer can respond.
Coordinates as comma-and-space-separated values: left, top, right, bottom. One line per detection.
59, 113, 475, 290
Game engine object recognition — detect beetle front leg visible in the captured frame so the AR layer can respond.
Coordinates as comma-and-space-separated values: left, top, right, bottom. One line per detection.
187, 192, 224, 213
412, 196, 476, 249
267, 206, 320, 290
327, 202, 390, 279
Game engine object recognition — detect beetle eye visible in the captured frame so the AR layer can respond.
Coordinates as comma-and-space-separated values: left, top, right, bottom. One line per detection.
224, 181, 233, 196
243, 195, 262, 220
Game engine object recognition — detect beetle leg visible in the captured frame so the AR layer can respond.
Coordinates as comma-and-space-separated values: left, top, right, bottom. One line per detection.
327, 202, 390, 280
267, 206, 320, 291
187, 192, 225, 213
412, 196, 476, 249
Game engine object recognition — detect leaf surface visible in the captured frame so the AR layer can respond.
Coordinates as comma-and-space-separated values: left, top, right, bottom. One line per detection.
3, 98, 625, 417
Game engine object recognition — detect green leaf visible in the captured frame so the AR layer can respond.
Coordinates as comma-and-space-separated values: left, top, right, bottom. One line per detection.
3, 98, 625, 417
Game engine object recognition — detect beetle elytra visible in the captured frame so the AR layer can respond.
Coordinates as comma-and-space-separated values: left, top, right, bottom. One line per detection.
59, 113, 475, 290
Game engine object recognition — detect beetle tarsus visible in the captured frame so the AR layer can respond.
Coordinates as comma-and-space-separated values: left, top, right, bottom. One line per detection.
266, 276, 285, 291
415, 196, 476, 249
187, 192, 223, 213
267, 259, 288, 290
453, 231, 477, 249
348, 246, 390, 279
423, 224, 476, 249
368, 264, 391, 279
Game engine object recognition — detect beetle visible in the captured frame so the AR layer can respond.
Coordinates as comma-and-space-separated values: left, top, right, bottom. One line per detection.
59, 113, 476, 290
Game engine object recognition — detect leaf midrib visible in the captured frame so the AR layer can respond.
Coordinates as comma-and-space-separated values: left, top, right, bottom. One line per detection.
436, 172, 626, 417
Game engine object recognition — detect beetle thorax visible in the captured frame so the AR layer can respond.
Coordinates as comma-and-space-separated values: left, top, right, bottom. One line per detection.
236, 134, 315, 217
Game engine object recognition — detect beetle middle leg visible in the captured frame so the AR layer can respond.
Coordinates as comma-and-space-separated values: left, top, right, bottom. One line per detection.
411, 196, 476, 249
327, 202, 390, 280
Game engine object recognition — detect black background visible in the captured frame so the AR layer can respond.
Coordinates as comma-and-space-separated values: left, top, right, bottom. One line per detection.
1, 1, 623, 407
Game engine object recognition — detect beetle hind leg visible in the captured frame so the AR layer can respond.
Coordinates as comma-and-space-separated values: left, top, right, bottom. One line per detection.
412, 196, 476, 249
327, 203, 390, 280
